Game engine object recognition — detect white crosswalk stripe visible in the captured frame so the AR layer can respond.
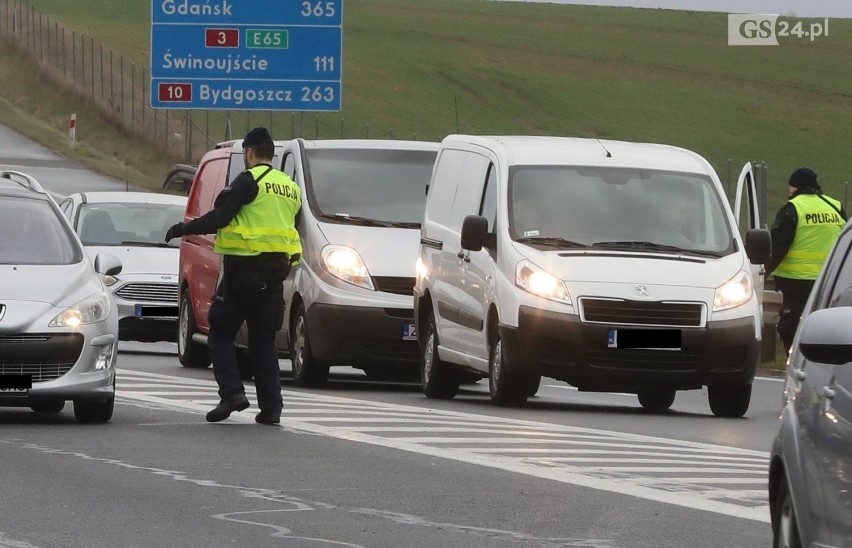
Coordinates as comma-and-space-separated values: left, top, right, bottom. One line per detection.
116, 368, 770, 523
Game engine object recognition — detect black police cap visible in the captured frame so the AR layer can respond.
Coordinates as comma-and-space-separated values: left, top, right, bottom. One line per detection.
242, 127, 273, 149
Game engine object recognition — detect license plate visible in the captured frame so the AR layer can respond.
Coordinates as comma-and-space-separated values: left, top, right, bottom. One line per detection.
403, 323, 417, 341
608, 329, 681, 350
135, 304, 179, 319
0, 374, 32, 394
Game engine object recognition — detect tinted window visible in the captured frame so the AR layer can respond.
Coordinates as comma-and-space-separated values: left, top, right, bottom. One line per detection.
826, 233, 852, 308
509, 166, 735, 255
428, 149, 467, 226
78, 202, 185, 247
448, 152, 490, 230
305, 149, 437, 225
0, 197, 80, 264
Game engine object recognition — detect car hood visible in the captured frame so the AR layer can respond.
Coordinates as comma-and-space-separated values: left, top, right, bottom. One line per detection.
0, 260, 104, 309
85, 245, 178, 275
317, 223, 419, 277
519, 245, 747, 289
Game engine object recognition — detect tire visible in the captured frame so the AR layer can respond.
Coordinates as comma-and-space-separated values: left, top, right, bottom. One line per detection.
178, 289, 211, 369
421, 313, 460, 399
74, 398, 114, 424
30, 400, 65, 414
488, 332, 529, 407
524, 375, 542, 398
708, 383, 752, 418
237, 349, 254, 381
290, 303, 329, 387
772, 475, 803, 548
638, 389, 676, 413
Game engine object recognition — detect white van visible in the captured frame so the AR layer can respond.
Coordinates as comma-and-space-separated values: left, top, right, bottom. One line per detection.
278, 139, 439, 385
414, 135, 770, 417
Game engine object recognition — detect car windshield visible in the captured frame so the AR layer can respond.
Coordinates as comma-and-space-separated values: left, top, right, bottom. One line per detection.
77, 202, 185, 247
509, 166, 736, 256
0, 197, 81, 264
305, 149, 437, 226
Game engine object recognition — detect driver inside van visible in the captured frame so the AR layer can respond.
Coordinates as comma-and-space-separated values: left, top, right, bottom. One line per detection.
645, 189, 692, 248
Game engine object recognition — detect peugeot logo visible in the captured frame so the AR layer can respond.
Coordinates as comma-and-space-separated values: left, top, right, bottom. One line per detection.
634, 285, 649, 297
0, 304, 5, 321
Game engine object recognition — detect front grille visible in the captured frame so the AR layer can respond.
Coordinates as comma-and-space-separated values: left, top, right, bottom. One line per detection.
115, 282, 179, 303
373, 277, 415, 296
0, 333, 84, 382
580, 298, 704, 327
586, 348, 703, 373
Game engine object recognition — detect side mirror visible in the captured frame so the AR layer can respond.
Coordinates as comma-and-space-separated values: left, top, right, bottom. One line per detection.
745, 229, 771, 265
461, 215, 489, 252
797, 307, 852, 365
94, 253, 122, 277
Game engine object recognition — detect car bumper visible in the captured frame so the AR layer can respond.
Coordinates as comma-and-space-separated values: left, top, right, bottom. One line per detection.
499, 306, 759, 392
0, 332, 117, 406
306, 303, 419, 367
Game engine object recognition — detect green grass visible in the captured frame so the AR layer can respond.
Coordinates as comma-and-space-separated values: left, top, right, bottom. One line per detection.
5, 0, 852, 210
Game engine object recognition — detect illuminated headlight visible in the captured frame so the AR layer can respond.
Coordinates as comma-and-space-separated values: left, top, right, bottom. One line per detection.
321, 245, 374, 290
49, 291, 112, 327
713, 270, 753, 311
415, 257, 428, 281
516, 260, 570, 304
94, 343, 115, 371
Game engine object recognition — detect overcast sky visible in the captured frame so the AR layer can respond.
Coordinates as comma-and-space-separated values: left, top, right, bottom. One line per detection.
495, 0, 851, 18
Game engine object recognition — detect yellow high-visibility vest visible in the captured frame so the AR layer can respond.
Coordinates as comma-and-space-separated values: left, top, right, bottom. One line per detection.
214, 165, 302, 258
774, 193, 844, 280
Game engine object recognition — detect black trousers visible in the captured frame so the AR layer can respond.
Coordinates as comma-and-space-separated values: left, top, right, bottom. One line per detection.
774, 276, 816, 354
208, 265, 285, 416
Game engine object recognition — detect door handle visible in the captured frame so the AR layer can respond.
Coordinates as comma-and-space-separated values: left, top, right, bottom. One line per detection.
457, 251, 470, 263
792, 369, 806, 381
822, 386, 836, 400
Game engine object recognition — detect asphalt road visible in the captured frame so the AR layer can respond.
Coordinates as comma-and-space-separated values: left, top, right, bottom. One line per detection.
0, 125, 780, 547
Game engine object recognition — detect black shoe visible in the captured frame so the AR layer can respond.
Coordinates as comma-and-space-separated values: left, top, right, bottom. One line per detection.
255, 412, 281, 425
206, 395, 250, 423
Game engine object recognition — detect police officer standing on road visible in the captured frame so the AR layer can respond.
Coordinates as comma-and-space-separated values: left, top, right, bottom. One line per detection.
165, 127, 301, 425
766, 167, 847, 353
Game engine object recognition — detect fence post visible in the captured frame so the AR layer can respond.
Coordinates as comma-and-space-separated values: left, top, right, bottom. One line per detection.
142, 65, 147, 126
61, 26, 65, 78
131, 63, 135, 126
90, 36, 95, 96
71, 31, 76, 85
109, 49, 113, 108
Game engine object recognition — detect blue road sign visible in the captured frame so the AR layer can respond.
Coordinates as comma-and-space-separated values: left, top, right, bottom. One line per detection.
151, 0, 342, 111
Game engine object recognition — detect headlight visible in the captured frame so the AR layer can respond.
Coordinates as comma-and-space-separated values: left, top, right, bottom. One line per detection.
415, 257, 428, 281
516, 260, 570, 304
49, 291, 112, 327
321, 245, 374, 290
102, 275, 119, 287
713, 270, 753, 311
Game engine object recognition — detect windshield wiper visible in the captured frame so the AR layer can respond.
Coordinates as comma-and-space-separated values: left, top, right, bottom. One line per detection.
592, 241, 687, 253
515, 237, 589, 249
385, 221, 421, 229
120, 240, 175, 248
324, 214, 390, 227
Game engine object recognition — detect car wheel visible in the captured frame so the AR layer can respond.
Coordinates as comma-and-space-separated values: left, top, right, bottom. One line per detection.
489, 331, 529, 407
178, 289, 211, 369
638, 389, 676, 413
237, 349, 254, 381
290, 303, 329, 387
708, 383, 752, 418
30, 400, 65, 414
421, 312, 460, 399
772, 475, 803, 548
524, 375, 542, 398
74, 398, 114, 424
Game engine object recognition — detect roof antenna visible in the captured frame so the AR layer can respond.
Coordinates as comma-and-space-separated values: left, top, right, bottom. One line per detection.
596, 139, 612, 158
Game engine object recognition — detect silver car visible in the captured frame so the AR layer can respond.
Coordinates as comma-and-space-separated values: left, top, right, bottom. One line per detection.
59, 191, 186, 343
0, 171, 121, 423
770, 220, 852, 548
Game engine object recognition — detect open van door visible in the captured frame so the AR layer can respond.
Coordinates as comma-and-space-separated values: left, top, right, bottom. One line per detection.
733, 162, 766, 310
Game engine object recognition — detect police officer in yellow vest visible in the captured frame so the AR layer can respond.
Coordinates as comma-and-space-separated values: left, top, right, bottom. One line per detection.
767, 167, 847, 353
165, 127, 301, 425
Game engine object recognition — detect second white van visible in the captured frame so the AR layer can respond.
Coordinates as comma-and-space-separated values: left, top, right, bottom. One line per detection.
414, 135, 770, 417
